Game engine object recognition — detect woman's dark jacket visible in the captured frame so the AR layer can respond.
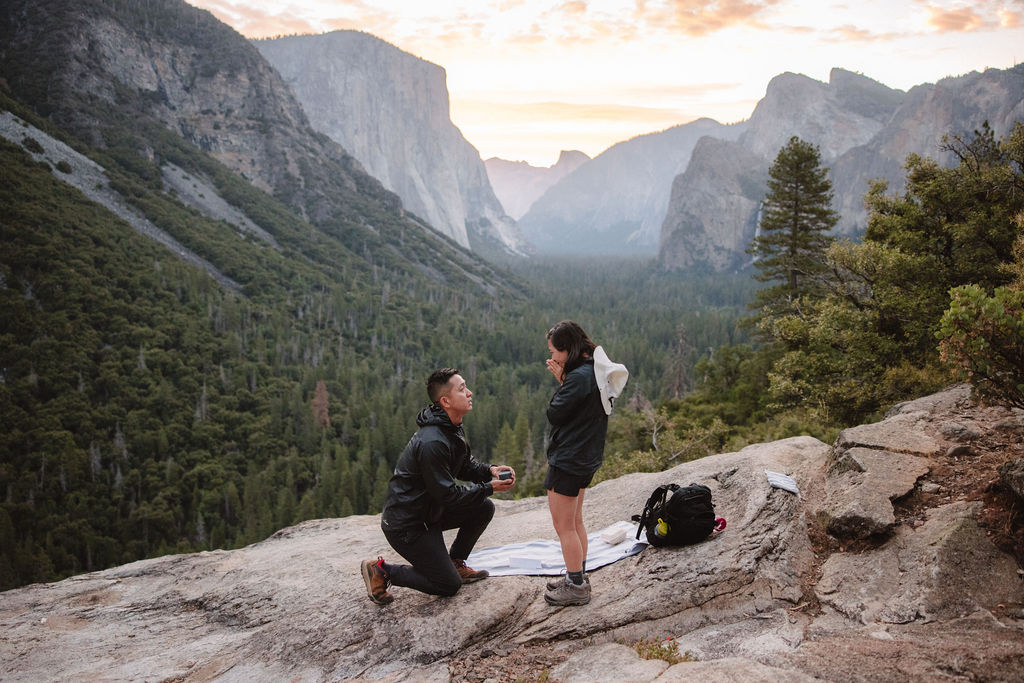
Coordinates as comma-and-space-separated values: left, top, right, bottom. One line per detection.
546, 358, 608, 476
381, 404, 494, 533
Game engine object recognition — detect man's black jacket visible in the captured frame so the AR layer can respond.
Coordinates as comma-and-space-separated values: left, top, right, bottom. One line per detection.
381, 405, 493, 534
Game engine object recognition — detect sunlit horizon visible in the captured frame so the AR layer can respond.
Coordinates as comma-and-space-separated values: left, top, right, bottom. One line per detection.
188, 1, 1023, 167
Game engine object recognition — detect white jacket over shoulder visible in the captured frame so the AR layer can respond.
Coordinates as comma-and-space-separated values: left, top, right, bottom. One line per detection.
593, 346, 628, 415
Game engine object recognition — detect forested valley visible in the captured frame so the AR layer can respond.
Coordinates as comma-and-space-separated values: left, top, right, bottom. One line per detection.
0, 88, 761, 589
2, 82, 1022, 591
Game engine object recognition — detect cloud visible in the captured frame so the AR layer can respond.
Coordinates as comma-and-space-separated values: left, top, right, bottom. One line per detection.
827, 24, 906, 42
613, 82, 742, 99
917, 1, 1024, 33
632, 0, 783, 37
504, 24, 551, 45
558, 0, 589, 16
454, 98, 689, 123
189, 0, 403, 39
924, 5, 986, 31
492, 0, 528, 9
999, 8, 1021, 26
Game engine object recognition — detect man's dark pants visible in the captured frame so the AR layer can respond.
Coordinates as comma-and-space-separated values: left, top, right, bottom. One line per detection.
383, 497, 494, 596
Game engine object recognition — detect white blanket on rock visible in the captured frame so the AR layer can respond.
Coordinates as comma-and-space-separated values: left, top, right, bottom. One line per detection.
467, 520, 648, 576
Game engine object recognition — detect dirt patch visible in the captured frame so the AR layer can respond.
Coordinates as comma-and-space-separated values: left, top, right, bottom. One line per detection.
447, 639, 581, 682
892, 407, 1024, 570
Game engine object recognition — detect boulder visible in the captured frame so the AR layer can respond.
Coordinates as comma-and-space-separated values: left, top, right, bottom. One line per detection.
774, 611, 1024, 682
833, 419, 941, 458
817, 501, 1021, 624
550, 643, 669, 682
658, 657, 819, 682
822, 448, 930, 538
999, 458, 1024, 501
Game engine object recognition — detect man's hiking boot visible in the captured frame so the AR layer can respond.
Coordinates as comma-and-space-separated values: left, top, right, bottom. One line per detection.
361, 557, 394, 605
546, 572, 590, 591
544, 577, 591, 606
452, 558, 489, 583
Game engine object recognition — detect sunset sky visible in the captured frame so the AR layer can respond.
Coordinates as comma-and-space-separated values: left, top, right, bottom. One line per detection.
187, 0, 1024, 166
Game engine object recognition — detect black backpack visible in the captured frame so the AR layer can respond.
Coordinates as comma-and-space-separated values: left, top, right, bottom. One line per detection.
633, 483, 716, 546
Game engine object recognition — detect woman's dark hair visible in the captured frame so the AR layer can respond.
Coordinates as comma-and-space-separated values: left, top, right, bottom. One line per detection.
547, 321, 596, 377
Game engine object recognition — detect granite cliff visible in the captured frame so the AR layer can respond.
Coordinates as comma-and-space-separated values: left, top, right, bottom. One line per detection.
3, 385, 1022, 681
659, 66, 1024, 272
256, 31, 528, 259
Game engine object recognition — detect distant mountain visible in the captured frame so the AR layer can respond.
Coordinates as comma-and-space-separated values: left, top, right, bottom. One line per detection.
659, 66, 1024, 271
516, 118, 746, 255
256, 31, 528, 260
484, 150, 590, 220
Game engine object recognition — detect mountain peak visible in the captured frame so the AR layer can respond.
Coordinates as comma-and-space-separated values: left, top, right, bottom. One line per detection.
554, 149, 590, 168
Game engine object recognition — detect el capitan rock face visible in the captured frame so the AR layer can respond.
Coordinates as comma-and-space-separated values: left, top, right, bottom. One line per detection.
3, 385, 1022, 681
0, 0, 516, 294
256, 31, 528, 258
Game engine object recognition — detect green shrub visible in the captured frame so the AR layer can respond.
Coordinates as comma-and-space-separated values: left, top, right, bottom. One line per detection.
622, 636, 697, 665
21, 135, 43, 154
938, 285, 1024, 408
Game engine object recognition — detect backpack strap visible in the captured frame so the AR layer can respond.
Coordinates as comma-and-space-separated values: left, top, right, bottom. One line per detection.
634, 484, 676, 540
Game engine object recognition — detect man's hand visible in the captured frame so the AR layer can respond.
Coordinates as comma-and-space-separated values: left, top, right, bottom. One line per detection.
490, 465, 516, 492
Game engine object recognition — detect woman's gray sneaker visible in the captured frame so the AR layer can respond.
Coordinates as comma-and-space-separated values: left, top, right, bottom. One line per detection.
544, 578, 591, 606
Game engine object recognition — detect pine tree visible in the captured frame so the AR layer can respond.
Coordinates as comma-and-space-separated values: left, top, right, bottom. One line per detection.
747, 136, 837, 324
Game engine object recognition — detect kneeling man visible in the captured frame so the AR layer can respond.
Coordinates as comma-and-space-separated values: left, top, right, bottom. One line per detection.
361, 368, 516, 604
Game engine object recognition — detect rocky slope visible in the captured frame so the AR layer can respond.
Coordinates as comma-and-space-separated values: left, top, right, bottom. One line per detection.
485, 150, 590, 220
256, 30, 528, 259
517, 117, 747, 255
659, 66, 1024, 272
3, 385, 1022, 681
0, 0, 509, 290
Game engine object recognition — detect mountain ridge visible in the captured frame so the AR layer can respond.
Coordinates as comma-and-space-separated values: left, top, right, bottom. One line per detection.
0, 0, 511, 288
659, 64, 1024, 271
516, 117, 747, 254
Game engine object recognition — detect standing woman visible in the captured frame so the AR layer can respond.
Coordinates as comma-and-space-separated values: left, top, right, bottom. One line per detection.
543, 320, 610, 606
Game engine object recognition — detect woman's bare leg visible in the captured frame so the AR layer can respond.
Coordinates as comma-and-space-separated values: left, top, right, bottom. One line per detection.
548, 488, 586, 572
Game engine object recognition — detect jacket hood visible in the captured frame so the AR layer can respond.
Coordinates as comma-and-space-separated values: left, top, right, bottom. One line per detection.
416, 403, 456, 430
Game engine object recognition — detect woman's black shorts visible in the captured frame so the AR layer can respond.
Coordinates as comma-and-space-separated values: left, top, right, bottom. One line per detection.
544, 464, 593, 497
